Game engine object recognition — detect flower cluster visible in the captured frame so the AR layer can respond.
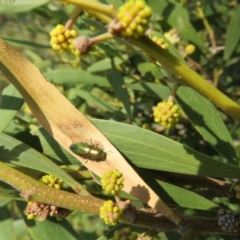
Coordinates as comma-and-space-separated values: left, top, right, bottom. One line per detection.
25, 174, 71, 221
39, 174, 63, 189
25, 201, 71, 221
115, 0, 152, 38
101, 169, 124, 195
50, 24, 79, 56
151, 36, 168, 50
153, 101, 181, 129
218, 209, 240, 232
99, 200, 124, 226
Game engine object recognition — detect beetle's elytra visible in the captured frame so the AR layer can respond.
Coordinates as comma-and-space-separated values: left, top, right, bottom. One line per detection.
70, 141, 106, 162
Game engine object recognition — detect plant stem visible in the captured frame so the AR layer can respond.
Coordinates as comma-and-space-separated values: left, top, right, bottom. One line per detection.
0, 161, 103, 214
129, 36, 240, 122
65, 7, 83, 29
90, 32, 113, 44
167, 82, 179, 102
59, 0, 117, 18
87, 9, 112, 24
195, 6, 216, 52
1, 162, 240, 236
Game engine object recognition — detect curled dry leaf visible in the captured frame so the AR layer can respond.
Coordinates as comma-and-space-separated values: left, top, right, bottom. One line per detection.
0, 38, 175, 222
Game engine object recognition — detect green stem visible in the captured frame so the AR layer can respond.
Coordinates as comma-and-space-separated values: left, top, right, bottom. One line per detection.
196, 6, 216, 51
90, 32, 114, 44
129, 36, 240, 122
59, 0, 117, 18
87, 9, 112, 24
65, 7, 83, 29
2, 162, 240, 235
0, 162, 102, 214
167, 82, 179, 102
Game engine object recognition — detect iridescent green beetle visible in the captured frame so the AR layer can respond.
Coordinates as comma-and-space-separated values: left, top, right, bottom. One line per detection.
70, 141, 107, 162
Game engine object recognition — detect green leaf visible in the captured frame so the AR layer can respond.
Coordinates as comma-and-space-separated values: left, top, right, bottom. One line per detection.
31, 127, 80, 165
0, 206, 14, 240
92, 120, 240, 178
147, 0, 168, 16
108, 63, 132, 119
157, 180, 217, 210
137, 62, 164, 79
106, 0, 123, 9
87, 55, 128, 72
139, 169, 217, 210
165, 232, 182, 239
14, 219, 29, 240
76, 89, 117, 112
126, 82, 170, 99
0, 186, 21, 201
0, 199, 12, 207
177, 86, 239, 165
24, 49, 52, 69
223, 4, 240, 61
0, 0, 50, 14
27, 219, 80, 240
2, 37, 50, 49
0, 84, 24, 132
163, 4, 207, 51
43, 69, 110, 87
0, 133, 82, 191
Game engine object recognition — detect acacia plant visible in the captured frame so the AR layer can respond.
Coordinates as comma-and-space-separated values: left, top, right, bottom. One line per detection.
1, 0, 240, 239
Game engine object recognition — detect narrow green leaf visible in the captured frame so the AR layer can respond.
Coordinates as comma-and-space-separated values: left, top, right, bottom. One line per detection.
92, 120, 240, 178
76, 89, 117, 112
24, 49, 51, 69
139, 169, 217, 210
106, 0, 123, 9
157, 181, 217, 210
108, 63, 132, 119
31, 128, 80, 165
165, 232, 182, 239
177, 87, 239, 165
0, 186, 21, 200
0, 206, 14, 240
27, 219, 80, 240
0, 199, 12, 207
0, 133, 83, 192
0, 84, 24, 132
14, 219, 29, 240
126, 82, 170, 99
0, 0, 49, 14
97, 236, 108, 240
147, 0, 168, 16
212, 197, 240, 213
2, 37, 50, 49
87, 55, 128, 72
163, 4, 207, 51
43, 69, 110, 87
137, 62, 164, 79
223, 4, 240, 61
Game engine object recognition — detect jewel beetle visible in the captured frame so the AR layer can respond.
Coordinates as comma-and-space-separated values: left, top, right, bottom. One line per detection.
70, 141, 107, 162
